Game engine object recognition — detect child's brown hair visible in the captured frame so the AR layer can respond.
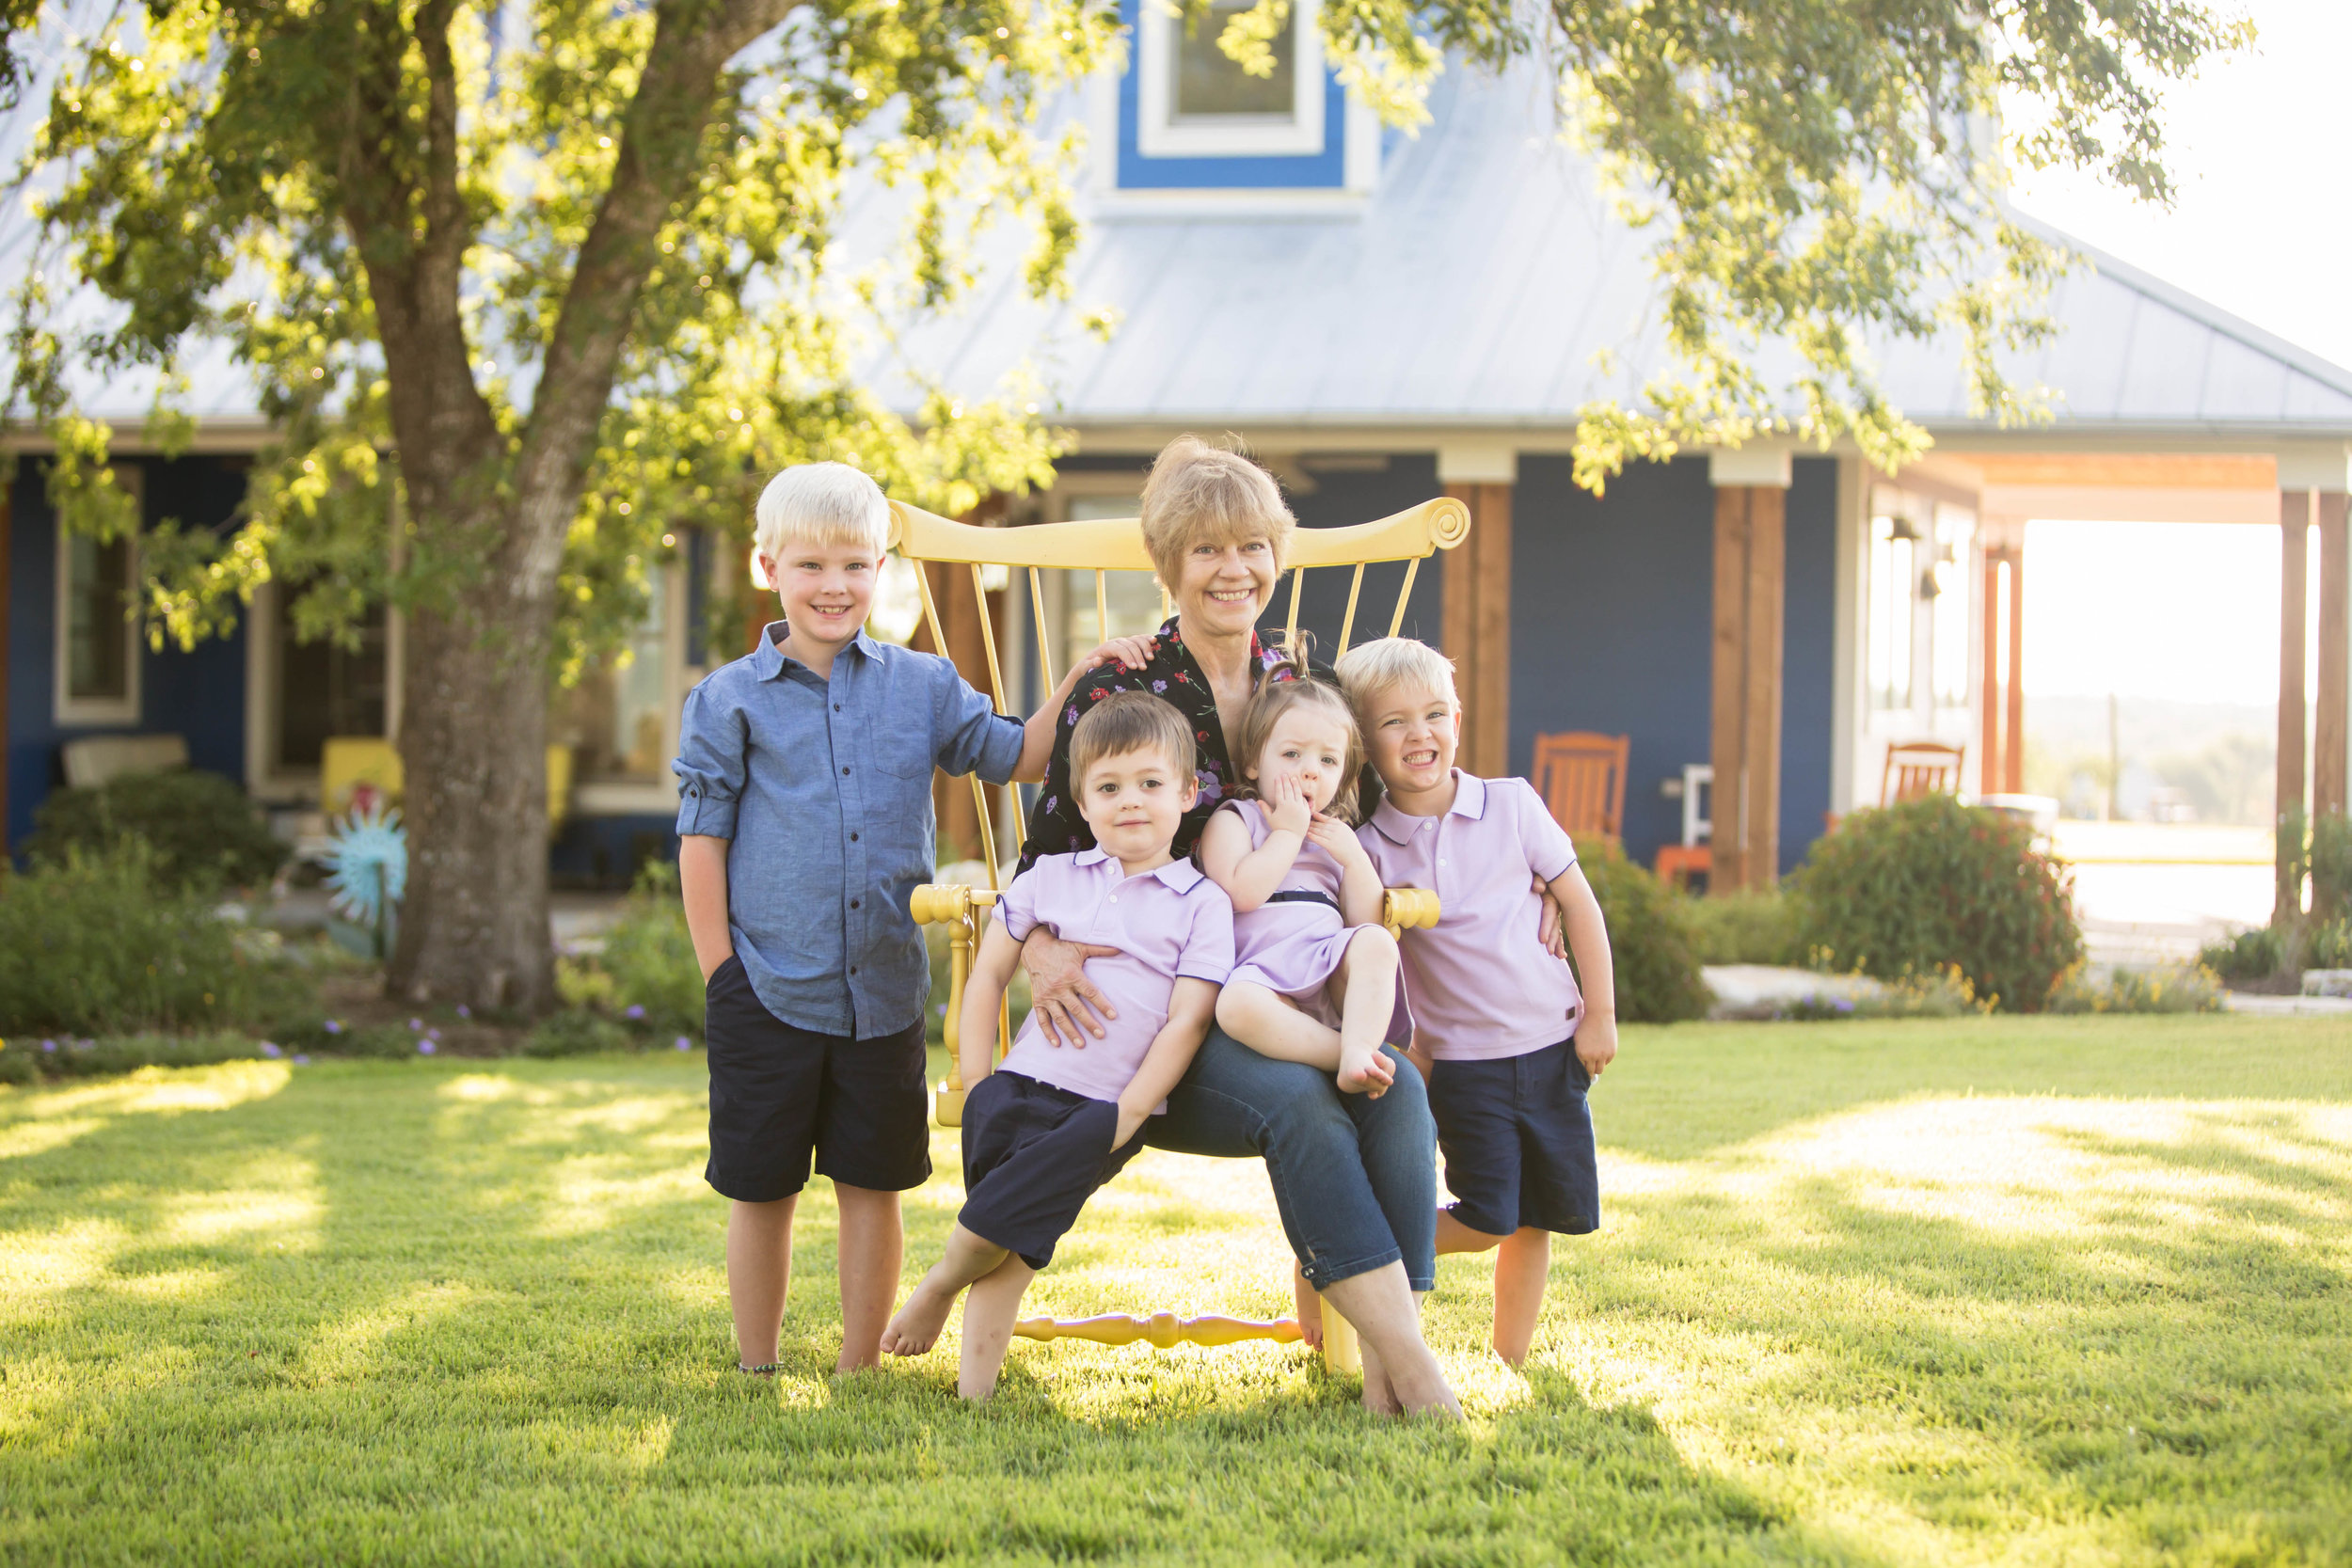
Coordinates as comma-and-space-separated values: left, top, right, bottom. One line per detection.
1232, 657, 1366, 824
1069, 691, 1197, 789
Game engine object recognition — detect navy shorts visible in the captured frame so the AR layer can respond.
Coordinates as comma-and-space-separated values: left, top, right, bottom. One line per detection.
1426, 1035, 1598, 1237
703, 955, 931, 1203
958, 1070, 1146, 1270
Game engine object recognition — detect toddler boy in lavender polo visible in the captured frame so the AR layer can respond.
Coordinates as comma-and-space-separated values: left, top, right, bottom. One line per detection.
1335, 637, 1620, 1367
882, 693, 1233, 1400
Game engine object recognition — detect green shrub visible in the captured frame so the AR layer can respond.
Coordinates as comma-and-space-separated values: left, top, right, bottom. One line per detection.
0, 845, 303, 1036
1685, 890, 1804, 966
24, 768, 286, 894
2048, 963, 2226, 1015
2311, 814, 2352, 925
1791, 794, 2082, 1012
1572, 838, 1711, 1024
525, 1011, 632, 1057
0, 1031, 276, 1083
1776, 966, 1987, 1022
2200, 924, 2283, 982
556, 862, 704, 1042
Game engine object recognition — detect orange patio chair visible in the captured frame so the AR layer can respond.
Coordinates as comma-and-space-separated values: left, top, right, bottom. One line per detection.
1880, 741, 1965, 805
1533, 732, 1629, 844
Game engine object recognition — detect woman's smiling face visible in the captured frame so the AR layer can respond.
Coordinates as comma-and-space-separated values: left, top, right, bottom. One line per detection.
1169, 533, 1278, 640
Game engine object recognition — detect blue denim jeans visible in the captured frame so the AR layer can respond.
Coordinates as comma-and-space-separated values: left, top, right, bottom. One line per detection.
1142, 1026, 1437, 1291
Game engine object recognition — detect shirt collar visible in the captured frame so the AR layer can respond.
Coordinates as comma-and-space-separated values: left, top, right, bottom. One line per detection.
1369, 769, 1485, 844
756, 621, 882, 681
1074, 845, 1208, 893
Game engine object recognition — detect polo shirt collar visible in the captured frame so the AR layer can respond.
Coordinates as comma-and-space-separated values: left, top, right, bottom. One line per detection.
756, 621, 882, 681
1074, 845, 1208, 893
1369, 768, 1485, 844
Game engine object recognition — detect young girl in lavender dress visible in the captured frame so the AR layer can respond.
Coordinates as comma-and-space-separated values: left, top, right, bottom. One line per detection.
1198, 663, 1411, 1099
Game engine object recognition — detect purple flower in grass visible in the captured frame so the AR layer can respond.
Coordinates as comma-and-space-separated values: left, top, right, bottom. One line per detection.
426, 1028, 442, 1042
323, 1020, 343, 1035
455, 1005, 471, 1020
418, 1039, 437, 1055
260, 1041, 283, 1059
675, 1037, 692, 1052
293, 1053, 310, 1066
40, 1039, 56, 1053
408, 1018, 423, 1032
623, 1005, 646, 1022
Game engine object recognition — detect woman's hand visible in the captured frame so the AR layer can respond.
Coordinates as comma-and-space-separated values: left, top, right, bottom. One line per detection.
1019, 927, 1123, 1048
1073, 635, 1157, 676
1263, 772, 1312, 838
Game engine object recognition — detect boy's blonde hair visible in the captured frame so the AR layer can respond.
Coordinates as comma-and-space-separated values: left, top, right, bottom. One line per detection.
1139, 435, 1296, 587
1233, 662, 1366, 823
754, 462, 891, 563
1334, 637, 1460, 711
1069, 691, 1198, 790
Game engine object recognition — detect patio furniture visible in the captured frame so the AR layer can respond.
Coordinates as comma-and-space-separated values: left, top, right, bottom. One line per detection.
319, 736, 578, 830
1532, 731, 1629, 844
60, 732, 189, 787
894, 493, 1469, 1373
1655, 763, 1712, 889
1880, 740, 1965, 805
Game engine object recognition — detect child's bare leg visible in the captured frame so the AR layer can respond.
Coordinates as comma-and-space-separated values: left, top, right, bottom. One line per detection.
727, 1195, 799, 1370
1436, 1208, 1509, 1256
956, 1253, 1040, 1401
1292, 1262, 1323, 1349
1216, 983, 1343, 1069
1331, 927, 1401, 1096
1491, 1228, 1550, 1365
881, 1224, 1010, 1356
832, 1182, 902, 1374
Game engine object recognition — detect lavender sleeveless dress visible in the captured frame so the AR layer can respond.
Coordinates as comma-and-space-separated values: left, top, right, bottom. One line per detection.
1218, 800, 1412, 1046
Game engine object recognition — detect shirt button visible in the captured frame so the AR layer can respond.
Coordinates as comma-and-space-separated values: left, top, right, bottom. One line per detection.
1438, 858, 1448, 866
850, 832, 860, 842
850, 967, 858, 976
850, 898, 860, 909
842, 766, 850, 775
834, 703, 842, 712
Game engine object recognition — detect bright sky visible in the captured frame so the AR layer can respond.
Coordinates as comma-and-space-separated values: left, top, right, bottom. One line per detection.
2003, 0, 2342, 705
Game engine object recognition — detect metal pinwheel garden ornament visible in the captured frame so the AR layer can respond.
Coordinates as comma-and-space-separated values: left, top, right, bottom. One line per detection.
322, 802, 407, 959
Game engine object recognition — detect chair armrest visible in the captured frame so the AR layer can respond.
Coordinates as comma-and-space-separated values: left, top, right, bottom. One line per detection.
1380, 887, 1439, 937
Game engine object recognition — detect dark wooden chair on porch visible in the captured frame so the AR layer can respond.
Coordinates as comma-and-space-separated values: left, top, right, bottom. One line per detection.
1880, 741, 1965, 805
1532, 731, 1629, 845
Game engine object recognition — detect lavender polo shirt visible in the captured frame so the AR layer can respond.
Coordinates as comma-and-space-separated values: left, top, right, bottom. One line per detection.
1359, 770, 1583, 1061
993, 848, 1235, 1106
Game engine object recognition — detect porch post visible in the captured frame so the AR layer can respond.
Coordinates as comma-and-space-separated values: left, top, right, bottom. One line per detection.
2315, 491, 2349, 821
1438, 444, 1517, 781
1708, 450, 1792, 893
2280, 490, 2312, 924
2003, 546, 2026, 796
0, 480, 9, 848
1979, 548, 2002, 796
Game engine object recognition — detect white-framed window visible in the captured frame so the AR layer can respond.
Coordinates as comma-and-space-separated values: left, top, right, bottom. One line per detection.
53, 491, 142, 727
1866, 504, 1917, 714
1136, 0, 1326, 158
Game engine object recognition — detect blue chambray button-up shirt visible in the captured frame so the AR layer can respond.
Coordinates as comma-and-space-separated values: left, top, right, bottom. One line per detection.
674, 622, 1025, 1039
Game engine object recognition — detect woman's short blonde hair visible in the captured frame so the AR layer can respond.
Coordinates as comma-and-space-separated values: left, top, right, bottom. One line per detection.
1334, 637, 1460, 710
755, 462, 891, 563
1139, 435, 1295, 587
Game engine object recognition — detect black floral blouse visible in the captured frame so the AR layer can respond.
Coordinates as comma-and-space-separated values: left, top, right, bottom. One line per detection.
1017, 616, 1304, 876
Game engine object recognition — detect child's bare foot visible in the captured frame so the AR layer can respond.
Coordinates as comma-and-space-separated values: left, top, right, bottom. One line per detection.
1292, 1264, 1323, 1351
880, 1278, 956, 1356
1335, 1044, 1394, 1098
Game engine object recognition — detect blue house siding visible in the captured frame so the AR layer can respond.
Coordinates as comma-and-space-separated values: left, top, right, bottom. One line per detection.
1778, 458, 1837, 877
1114, 0, 1347, 190
1508, 456, 1715, 871
6, 458, 250, 849
1256, 455, 1447, 657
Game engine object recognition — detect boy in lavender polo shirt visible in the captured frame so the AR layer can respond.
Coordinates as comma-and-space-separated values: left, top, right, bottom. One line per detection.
882, 693, 1233, 1400
675, 463, 1112, 1381
1335, 637, 1619, 1366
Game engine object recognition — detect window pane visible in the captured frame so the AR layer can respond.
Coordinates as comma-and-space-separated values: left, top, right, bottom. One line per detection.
1867, 514, 1914, 713
1173, 0, 1293, 118
64, 532, 132, 703
278, 600, 389, 769
1931, 504, 1976, 708
561, 566, 671, 781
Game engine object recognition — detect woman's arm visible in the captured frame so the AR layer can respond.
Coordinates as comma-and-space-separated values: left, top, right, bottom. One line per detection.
678, 835, 733, 980
1547, 863, 1617, 1080
1113, 977, 1219, 1148
1011, 636, 1157, 784
1197, 777, 1310, 912
959, 922, 1025, 1090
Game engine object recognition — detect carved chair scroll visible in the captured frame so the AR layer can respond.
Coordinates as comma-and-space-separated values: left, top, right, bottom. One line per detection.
890, 495, 1469, 1372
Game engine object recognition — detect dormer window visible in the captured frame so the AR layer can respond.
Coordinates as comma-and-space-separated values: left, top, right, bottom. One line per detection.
1136, 0, 1326, 159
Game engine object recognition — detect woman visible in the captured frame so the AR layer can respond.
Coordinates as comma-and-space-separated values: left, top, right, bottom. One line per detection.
1013, 436, 1460, 1417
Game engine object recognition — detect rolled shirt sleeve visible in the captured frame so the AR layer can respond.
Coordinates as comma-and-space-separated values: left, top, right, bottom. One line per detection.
672, 681, 745, 840
933, 662, 1027, 785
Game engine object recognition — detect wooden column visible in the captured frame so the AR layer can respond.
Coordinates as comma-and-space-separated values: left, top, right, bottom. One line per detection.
2003, 548, 2025, 796
2280, 491, 2312, 923
2315, 492, 2349, 820
1980, 551, 2003, 796
1710, 485, 1786, 893
0, 482, 10, 849
1440, 482, 1514, 779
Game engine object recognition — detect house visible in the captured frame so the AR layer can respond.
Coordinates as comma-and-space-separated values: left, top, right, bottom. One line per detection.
8, 9, 2350, 895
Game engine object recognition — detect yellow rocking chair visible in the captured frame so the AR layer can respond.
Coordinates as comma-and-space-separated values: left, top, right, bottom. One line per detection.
894, 493, 1469, 1373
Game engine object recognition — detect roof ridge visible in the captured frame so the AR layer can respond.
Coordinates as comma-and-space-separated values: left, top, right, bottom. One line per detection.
2010, 207, 2352, 404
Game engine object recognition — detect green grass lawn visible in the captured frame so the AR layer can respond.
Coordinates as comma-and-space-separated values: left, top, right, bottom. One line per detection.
3, 1015, 2348, 1564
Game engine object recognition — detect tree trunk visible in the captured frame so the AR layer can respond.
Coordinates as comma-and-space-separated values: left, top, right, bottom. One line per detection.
386, 540, 562, 1012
